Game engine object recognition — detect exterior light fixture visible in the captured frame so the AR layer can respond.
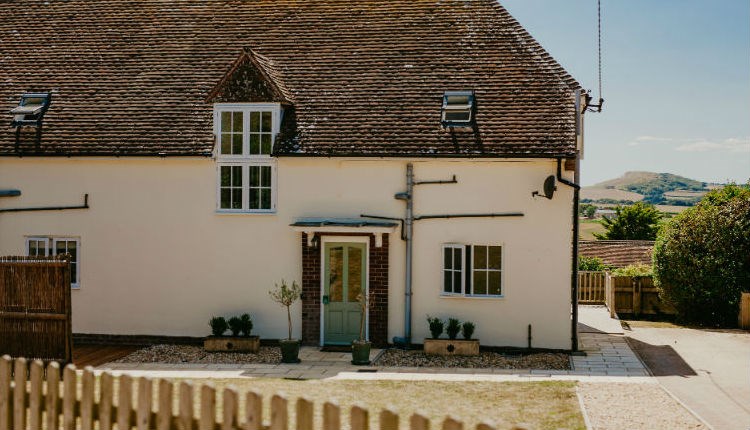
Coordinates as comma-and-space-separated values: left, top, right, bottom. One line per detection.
10, 93, 51, 128
441, 90, 475, 128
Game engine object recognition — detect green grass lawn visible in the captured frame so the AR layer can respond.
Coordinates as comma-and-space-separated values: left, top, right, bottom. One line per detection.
579, 218, 605, 240
165, 378, 586, 430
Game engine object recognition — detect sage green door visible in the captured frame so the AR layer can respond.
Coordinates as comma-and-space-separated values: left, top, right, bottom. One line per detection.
323, 242, 366, 345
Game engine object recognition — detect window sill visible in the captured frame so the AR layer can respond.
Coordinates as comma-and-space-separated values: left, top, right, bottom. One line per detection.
215, 210, 277, 216
439, 294, 504, 300
72, 285, 81, 290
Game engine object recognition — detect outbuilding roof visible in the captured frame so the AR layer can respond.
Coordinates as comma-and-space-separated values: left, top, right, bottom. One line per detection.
1, 0, 582, 158
579, 240, 655, 269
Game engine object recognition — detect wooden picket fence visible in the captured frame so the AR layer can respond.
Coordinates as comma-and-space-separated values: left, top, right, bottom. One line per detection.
577, 271, 606, 304
0, 355, 511, 430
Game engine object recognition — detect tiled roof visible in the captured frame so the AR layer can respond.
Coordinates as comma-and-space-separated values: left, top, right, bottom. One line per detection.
0, 0, 581, 157
579, 240, 655, 268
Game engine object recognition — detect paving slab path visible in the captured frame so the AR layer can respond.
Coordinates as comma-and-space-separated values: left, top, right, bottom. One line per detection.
626, 325, 750, 430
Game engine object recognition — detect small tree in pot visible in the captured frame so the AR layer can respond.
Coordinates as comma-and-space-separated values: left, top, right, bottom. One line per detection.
352, 292, 374, 365
269, 279, 302, 363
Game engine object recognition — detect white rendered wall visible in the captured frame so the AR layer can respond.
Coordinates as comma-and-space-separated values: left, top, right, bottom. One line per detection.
0, 157, 574, 349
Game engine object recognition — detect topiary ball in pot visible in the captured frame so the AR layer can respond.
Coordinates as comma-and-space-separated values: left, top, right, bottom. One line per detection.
239, 313, 253, 337
461, 321, 475, 340
426, 315, 444, 339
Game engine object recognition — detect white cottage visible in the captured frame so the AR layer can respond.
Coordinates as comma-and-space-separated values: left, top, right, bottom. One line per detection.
0, 0, 588, 350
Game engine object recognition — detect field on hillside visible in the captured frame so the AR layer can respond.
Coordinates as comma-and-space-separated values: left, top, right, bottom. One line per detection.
580, 188, 643, 202
579, 219, 605, 240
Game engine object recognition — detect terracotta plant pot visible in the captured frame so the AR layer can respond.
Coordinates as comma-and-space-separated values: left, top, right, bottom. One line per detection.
279, 339, 301, 363
351, 340, 371, 365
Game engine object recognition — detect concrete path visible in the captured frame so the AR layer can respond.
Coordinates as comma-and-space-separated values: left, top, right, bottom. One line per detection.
626, 325, 750, 430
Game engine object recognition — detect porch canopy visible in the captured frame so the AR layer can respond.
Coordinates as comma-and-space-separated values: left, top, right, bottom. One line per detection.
290, 217, 398, 247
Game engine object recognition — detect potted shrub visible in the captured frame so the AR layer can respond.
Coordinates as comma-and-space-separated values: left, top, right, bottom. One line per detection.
423, 317, 480, 356
204, 314, 260, 353
427, 315, 444, 339
269, 279, 302, 363
351, 292, 373, 365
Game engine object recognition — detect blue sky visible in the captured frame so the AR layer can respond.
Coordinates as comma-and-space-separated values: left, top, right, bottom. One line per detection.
502, 0, 750, 186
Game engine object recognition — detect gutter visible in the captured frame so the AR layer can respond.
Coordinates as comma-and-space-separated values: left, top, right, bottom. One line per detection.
0, 194, 89, 213
556, 158, 581, 352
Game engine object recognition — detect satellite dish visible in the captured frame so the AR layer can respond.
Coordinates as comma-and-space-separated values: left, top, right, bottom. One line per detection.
532, 175, 557, 200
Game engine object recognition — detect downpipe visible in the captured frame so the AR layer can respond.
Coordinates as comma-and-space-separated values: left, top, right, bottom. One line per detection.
556, 158, 581, 353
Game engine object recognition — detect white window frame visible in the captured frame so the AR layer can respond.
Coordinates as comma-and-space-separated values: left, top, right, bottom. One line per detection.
26, 236, 81, 289
214, 103, 281, 214
442, 244, 465, 296
440, 243, 504, 298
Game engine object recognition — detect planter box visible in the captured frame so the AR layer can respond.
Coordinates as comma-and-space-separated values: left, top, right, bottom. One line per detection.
424, 338, 479, 356
204, 336, 259, 353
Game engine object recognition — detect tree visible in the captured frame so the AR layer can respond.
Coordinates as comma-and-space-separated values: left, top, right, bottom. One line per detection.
579, 203, 597, 219
578, 256, 608, 271
653, 184, 750, 326
593, 202, 661, 240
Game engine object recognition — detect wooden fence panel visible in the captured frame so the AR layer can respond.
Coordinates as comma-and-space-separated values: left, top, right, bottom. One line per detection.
578, 271, 606, 304
0, 356, 504, 430
740, 292, 750, 329
0, 256, 72, 362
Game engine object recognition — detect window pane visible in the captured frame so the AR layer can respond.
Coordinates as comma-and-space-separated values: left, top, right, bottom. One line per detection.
444, 271, 452, 293
221, 112, 231, 132
249, 166, 259, 186
250, 111, 260, 132
488, 271, 502, 295
250, 134, 259, 154
473, 246, 487, 269
473, 271, 487, 295
220, 134, 231, 154
261, 165, 271, 186
220, 166, 231, 186
261, 112, 272, 132
232, 111, 243, 132
347, 247, 362, 302
230, 134, 241, 154
221, 189, 231, 208
231, 166, 242, 187
56, 241, 66, 255
260, 189, 271, 209
231, 189, 242, 209
261, 134, 272, 154
444, 248, 452, 270
249, 188, 259, 209
71, 262, 77, 284
488, 246, 502, 270
453, 271, 462, 293
329, 247, 343, 302
453, 248, 462, 270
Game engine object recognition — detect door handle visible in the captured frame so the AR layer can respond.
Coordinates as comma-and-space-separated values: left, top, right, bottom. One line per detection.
322, 295, 330, 305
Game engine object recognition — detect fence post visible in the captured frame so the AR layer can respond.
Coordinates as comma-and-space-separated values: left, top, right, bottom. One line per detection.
137, 377, 153, 430
0, 356, 11, 430
80, 366, 96, 430
200, 383, 216, 430
295, 397, 313, 430
323, 402, 341, 430
270, 394, 288, 430
46, 362, 60, 430
244, 390, 262, 430
442, 416, 463, 430
14, 357, 27, 430
222, 387, 240, 430
118, 374, 133, 430
380, 408, 398, 430
157, 379, 173, 430
179, 381, 194, 430
63, 364, 77, 430
29, 360, 43, 430
350, 404, 368, 430
409, 413, 429, 430
99, 372, 114, 430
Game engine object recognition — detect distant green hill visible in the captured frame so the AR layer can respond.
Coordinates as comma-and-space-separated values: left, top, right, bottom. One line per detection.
583, 171, 710, 205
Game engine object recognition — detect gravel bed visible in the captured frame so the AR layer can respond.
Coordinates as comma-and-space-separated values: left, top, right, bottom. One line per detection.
578, 382, 706, 429
373, 349, 571, 369
114, 344, 281, 364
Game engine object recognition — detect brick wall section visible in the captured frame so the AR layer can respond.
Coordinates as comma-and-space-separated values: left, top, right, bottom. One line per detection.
300, 232, 390, 348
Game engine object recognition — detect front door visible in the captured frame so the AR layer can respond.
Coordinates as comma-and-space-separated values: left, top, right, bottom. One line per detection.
323, 242, 366, 345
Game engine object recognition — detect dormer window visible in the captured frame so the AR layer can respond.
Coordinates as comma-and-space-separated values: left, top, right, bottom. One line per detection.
214, 103, 280, 213
10, 93, 51, 127
441, 90, 475, 128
